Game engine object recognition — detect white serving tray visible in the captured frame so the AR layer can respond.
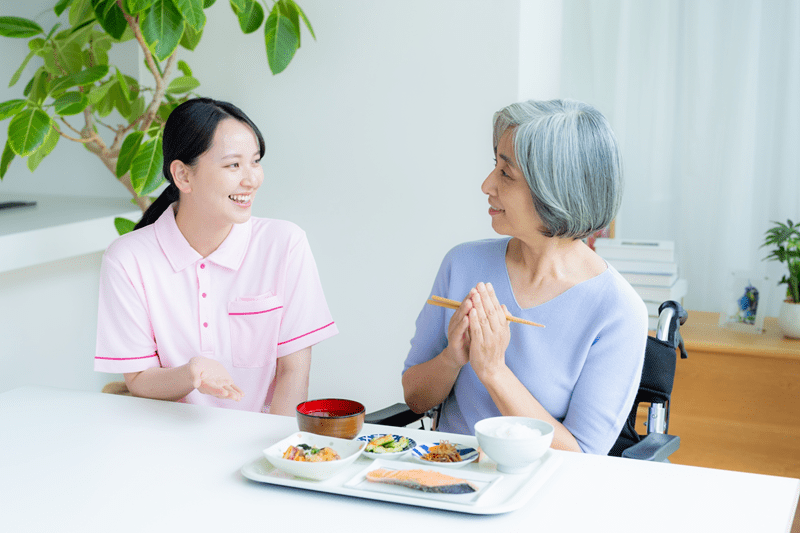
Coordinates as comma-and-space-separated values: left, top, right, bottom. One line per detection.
241, 450, 561, 514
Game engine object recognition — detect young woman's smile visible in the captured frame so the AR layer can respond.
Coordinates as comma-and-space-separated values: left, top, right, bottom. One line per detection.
185, 118, 264, 226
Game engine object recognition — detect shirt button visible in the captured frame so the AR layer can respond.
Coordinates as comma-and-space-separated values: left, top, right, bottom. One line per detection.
203, 322, 208, 328
202, 293, 207, 298
200, 263, 205, 269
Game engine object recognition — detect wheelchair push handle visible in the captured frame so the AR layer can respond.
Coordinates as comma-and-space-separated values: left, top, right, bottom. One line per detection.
656, 301, 689, 358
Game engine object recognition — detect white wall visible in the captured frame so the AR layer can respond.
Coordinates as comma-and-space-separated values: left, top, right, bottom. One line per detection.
0, 1, 520, 412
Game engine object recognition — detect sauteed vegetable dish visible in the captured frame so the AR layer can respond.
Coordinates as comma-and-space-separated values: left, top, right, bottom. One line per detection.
282, 444, 341, 462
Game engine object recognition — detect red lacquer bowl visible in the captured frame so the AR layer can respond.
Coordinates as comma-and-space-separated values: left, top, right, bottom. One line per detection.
296, 399, 365, 440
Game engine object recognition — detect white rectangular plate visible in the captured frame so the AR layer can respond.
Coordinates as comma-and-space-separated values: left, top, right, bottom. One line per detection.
241, 449, 561, 515
342, 460, 501, 505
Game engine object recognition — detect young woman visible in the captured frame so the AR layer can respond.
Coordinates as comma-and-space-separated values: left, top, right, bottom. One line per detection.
402, 99, 647, 454
95, 98, 337, 414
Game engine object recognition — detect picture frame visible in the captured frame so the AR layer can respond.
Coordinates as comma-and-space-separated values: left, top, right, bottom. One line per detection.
718, 271, 771, 333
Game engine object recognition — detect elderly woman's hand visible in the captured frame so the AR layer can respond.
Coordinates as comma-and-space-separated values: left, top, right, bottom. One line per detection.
467, 282, 511, 381
443, 288, 476, 369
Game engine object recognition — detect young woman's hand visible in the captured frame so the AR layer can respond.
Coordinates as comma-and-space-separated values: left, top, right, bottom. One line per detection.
188, 356, 244, 401
467, 282, 511, 381
443, 288, 476, 368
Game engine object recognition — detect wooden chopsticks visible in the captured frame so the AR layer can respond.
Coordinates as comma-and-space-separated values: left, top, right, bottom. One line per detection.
426, 295, 545, 328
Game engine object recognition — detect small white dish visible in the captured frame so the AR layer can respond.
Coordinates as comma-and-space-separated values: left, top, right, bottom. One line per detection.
411, 442, 479, 468
357, 433, 416, 460
263, 431, 365, 481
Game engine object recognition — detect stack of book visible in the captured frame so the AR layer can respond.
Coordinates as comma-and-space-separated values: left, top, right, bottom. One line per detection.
593, 238, 688, 330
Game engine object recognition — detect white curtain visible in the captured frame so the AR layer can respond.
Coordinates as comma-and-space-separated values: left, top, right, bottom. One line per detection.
559, 0, 800, 316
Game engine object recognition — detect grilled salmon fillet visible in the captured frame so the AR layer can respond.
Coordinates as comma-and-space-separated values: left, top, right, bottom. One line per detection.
366, 468, 477, 494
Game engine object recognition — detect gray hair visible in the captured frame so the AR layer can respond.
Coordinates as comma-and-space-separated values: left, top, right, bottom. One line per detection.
492, 99, 623, 239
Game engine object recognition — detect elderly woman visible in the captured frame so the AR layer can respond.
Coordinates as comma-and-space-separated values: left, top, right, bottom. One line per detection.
402, 99, 647, 454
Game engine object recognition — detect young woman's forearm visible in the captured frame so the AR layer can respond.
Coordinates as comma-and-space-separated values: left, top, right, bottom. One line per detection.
124, 364, 195, 401
268, 348, 311, 416
402, 347, 463, 414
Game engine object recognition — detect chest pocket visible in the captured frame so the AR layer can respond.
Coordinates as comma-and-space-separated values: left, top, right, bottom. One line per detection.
228, 292, 283, 368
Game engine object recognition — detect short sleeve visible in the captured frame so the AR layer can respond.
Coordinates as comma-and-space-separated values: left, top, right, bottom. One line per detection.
562, 285, 648, 454
275, 231, 337, 357
94, 253, 161, 373
403, 253, 452, 374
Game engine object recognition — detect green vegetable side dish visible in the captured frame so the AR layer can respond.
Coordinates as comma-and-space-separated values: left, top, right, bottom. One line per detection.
365, 435, 411, 454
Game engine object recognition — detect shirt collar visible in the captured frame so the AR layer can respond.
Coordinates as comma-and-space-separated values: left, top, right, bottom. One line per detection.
155, 204, 252, 272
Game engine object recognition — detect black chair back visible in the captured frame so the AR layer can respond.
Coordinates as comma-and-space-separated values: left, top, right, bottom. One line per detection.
608, 336, 678, 457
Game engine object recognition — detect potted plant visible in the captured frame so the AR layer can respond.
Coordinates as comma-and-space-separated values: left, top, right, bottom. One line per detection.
761, 219, 800, 338
0, 0, 314, 234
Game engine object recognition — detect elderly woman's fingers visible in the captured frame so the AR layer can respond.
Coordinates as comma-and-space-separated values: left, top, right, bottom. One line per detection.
468, 307, 484, 344
472, 283, 505, 332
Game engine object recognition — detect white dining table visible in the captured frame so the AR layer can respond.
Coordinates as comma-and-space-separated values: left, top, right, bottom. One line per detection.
1, 386, 798, 533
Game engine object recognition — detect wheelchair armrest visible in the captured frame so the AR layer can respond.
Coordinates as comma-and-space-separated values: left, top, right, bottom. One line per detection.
621, 433, 681, 462
364, 402, 424, 427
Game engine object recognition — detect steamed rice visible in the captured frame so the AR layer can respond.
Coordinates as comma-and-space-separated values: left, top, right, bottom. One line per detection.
492, 422, 543, 439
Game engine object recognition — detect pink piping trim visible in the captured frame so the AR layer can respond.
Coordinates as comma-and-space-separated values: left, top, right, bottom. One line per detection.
95, 353, 158, 361
278, 322, 335, 346
229, 306, 283, 316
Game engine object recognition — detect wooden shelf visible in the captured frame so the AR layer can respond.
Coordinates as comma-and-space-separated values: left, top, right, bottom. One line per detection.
667, 311, 800, 478
0, 193, 141, 274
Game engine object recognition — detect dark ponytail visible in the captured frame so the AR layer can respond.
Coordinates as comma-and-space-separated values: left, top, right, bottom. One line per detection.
134, 97, 265, 230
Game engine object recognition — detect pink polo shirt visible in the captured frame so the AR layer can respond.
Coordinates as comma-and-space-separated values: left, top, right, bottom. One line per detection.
94, 205, 338, 412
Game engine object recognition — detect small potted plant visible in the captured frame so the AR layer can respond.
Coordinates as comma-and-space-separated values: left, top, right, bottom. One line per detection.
761, 219, 800, 338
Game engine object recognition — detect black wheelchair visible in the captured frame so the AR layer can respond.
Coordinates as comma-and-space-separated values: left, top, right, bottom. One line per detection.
366, 301, 689, 462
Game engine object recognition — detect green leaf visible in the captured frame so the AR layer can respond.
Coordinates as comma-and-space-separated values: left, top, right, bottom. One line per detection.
90, 0, 129, 40
229, 0, 246, 12
116, 130, 144, 177
279, 0, 300, 47
126, 95, 146, 122
53, 91, 89, 115
68, 0, 96, 27
204, 0, 216, 7
114, 217, 137, 235
141, 0, 185, 61
177, 59, 192, 76
87, 77, 115, 105
286, 0, 314, 40
115, 68, 131, 101
167, 75, 200, 94
46, 39, 83, 75
9, 50, 37, 88
110, 82, 132, 117
55, 0, 76, 17
23, 75, 35, 97
27, 125, 59, 172
45, 24, 63, 41
125, 0, 157, 13
131, 134, 164, 195
87, 33, 113, 65
50, 65, 109, 94
234, 0, 263, 34
7, 109, 51, 156
0, 17, 44, 38
264, 5, 299, 75
94, 81, 116, 116
0, 142, 14, 179
173, 0, 205, 32
179, 22, 202, 50
0, 100, 27, 121
28, 69, 50, 105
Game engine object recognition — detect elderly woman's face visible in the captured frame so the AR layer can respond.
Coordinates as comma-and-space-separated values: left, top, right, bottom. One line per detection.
481, 129, 542, 239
